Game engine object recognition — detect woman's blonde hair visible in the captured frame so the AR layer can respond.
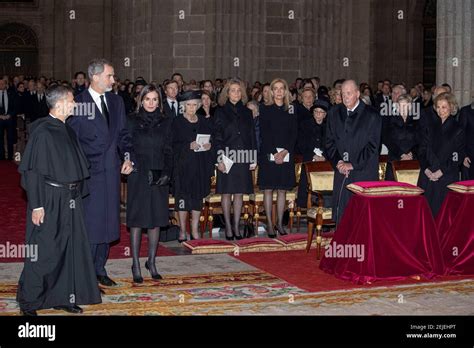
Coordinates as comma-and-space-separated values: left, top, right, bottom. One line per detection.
269, 78, 290, 111
218, 78, 248, 106
434, 92, 458, 116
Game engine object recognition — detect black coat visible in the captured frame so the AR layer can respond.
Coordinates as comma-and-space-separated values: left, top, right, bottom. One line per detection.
296, 117, 327, 207
68, 90, 133, 244
17, 116, 101, 311
172, 114, 213, 200
295, 102, 313, 128
213, 100, 257, 194
126, 109, 173, 228
459, 104, 474, 180
257, 103, 298, 190
417, 116, 465, 215
325, 101, 382, 224
383, 115, 420, 180
419, 106, 438, 135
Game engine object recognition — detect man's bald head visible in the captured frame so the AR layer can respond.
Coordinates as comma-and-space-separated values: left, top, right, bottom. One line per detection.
341, 80, 360, 110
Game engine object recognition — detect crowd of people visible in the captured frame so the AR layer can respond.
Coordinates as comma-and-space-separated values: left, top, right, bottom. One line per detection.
3, 58, 473, 315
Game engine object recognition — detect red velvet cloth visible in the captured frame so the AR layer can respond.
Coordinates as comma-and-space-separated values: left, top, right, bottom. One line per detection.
435, 191, 474, 275
320, 194, 444, 284
352, 180, 420, 189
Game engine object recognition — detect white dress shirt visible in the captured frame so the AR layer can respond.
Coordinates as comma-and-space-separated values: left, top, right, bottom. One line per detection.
88, 86, 108, 114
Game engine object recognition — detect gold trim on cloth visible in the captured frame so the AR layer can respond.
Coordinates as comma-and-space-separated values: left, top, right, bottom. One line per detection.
309, 172, 334, 191
395, 169, 421, 186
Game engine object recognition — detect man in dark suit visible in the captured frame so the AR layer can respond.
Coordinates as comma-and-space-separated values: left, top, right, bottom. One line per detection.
0, 79, 17, 160
31, 82, 49, 122
374, 83, 391, 111
24, 79, 37, 123
325, 80, 382, 224
69, 58, 134, 287
162, 80, 180, 118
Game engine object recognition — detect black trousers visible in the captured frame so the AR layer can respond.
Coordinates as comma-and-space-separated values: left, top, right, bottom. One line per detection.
89, 243, 110, 277
0, 118, 16, 160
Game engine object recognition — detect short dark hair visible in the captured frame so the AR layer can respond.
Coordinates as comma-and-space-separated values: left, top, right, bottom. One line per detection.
74, 71, 86, 79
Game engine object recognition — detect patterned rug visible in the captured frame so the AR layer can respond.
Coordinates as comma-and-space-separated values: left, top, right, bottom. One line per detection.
1, 270, 473, 315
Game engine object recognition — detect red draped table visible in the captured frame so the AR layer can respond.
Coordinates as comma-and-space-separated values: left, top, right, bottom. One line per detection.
320, 194, 444, 284
435, 191, 474, 275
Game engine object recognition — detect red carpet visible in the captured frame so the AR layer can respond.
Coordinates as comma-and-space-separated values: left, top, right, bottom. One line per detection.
234, 249, 473, 292
0, 161, 175, 262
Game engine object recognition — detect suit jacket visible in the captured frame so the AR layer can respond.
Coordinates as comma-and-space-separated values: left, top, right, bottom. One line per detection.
162, 99, 180, 118
31, 94, 49, 122
0, 89, 16, 116
68, 90, 133, 243
325, 101, 382, 224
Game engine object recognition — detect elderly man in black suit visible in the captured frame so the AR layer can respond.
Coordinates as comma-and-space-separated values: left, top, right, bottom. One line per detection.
325, 80, 382, 225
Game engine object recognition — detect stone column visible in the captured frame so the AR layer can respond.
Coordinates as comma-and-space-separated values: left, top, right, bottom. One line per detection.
437, 0, 474, 106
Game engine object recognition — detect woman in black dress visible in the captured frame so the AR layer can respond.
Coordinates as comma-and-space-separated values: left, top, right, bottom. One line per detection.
296, 100, 329, 208
384, 94, 419, 181
126, 85, 173, 283
258, 78, 298, 237
418, 92, 465, 215
172, 91, 213, 242
214, 79, 257, 240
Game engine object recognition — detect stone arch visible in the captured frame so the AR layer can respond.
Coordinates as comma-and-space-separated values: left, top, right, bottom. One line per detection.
0, 22, 39, 77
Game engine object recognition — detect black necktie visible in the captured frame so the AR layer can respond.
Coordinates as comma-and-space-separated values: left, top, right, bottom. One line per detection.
347, 110, 355, 117
100, 95, 110, 126
171, 101, 176, 116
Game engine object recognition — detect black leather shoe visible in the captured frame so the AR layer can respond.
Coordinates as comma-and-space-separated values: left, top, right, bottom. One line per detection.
20, 309, 37, 316
97, 275, 118, 287
53, 305, 83, 314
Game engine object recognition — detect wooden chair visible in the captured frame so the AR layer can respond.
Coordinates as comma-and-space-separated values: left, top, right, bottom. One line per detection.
392, 160, 421, 186
304, 161, 335, 259
379, 154, 389, 181
248, 163, 299, 235
203, 169, 252, 238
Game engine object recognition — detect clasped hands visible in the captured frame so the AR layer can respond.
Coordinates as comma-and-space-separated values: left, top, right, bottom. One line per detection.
400, 152, 413, 161
424, 168, 443, 181
0, 114, 11, 121
337, 160, 353, 177
274, 149, 288, 164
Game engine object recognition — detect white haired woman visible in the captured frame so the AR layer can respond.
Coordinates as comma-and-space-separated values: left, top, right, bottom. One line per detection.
172, 91, 213, 242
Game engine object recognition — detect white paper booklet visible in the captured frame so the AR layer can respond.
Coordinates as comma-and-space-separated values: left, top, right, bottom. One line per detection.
194, 134, 211, 152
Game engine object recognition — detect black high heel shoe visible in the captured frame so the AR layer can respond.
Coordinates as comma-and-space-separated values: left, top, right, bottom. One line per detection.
131, 265, 143, 284
145, 261, 163, 280
274, 225, 288, 236
225, 228, 234, 241
233, 226, 243, 240
266, 225, 277, 238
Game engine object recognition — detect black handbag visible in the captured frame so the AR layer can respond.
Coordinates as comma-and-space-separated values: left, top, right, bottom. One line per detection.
148, 170, 171, 186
